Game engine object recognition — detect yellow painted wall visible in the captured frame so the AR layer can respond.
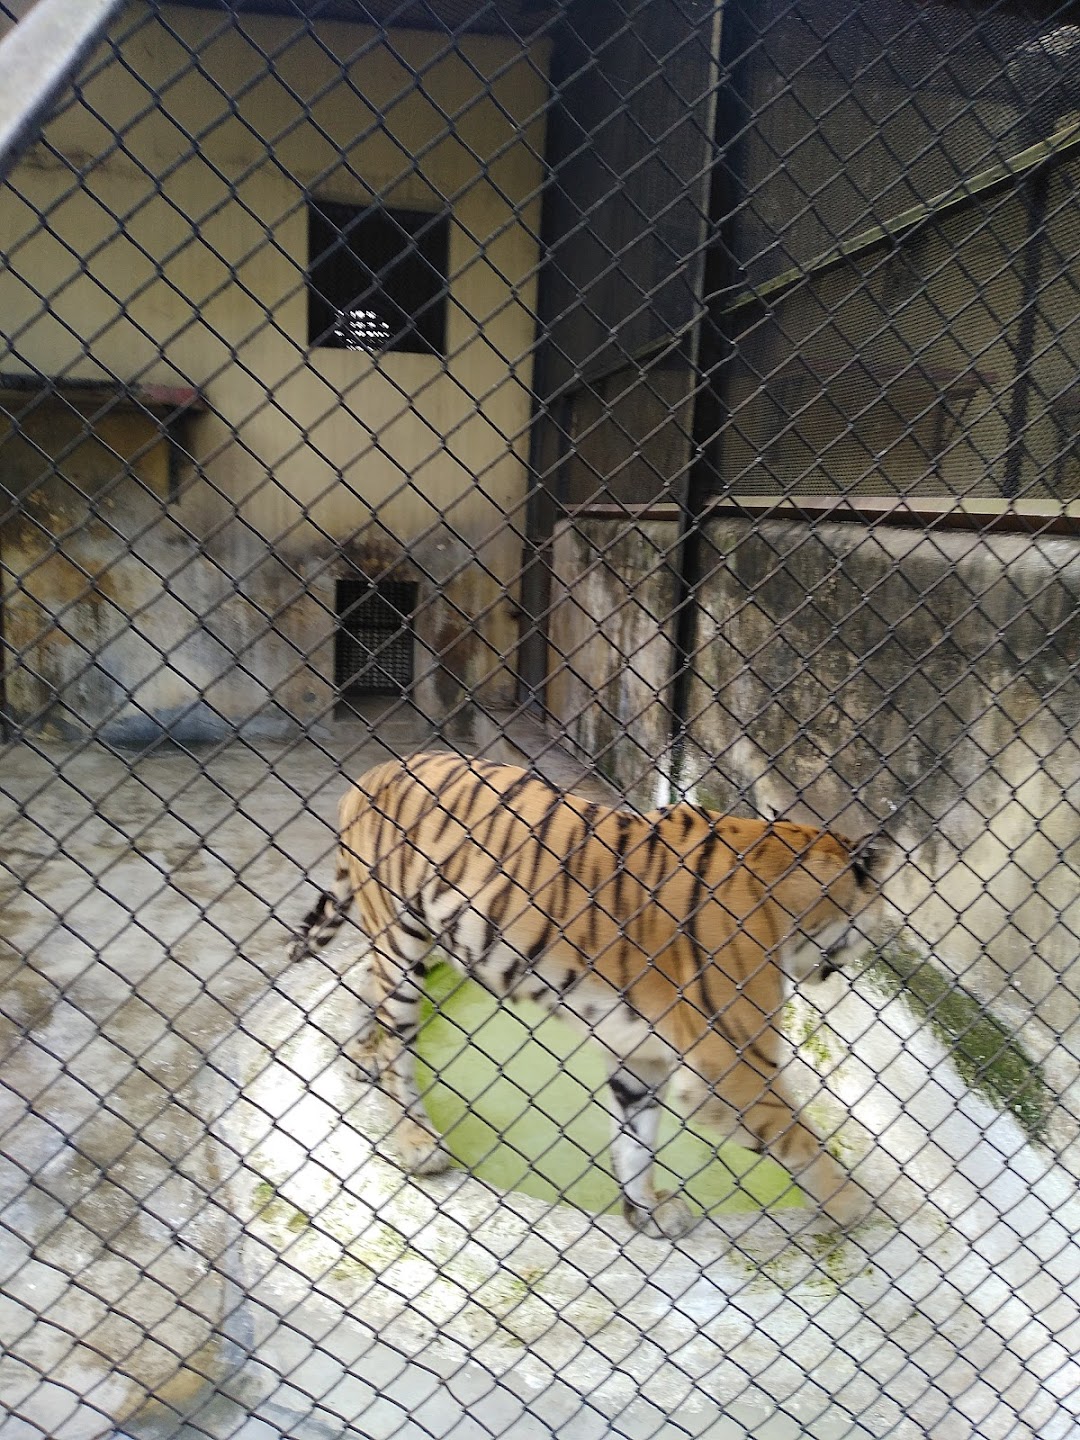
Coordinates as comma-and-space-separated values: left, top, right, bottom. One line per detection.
0, 3, 549, 735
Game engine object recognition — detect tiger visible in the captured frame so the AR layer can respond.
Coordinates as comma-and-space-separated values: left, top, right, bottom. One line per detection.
288, 751, 887, 1239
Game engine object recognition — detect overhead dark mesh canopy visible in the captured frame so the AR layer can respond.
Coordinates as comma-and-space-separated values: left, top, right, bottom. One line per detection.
712, 0, 1080, 502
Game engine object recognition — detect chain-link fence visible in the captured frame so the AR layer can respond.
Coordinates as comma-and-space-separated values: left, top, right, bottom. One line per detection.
2, 1, 1079, 1437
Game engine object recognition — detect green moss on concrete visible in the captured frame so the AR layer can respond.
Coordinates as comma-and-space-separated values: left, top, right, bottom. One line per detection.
865, 943, 1052, 1143
416, 962, 804, 1218
729, 1227, 872, 1298
350, 1218, 409, 1268
251, 1183, 312, 1236
330, 1255, 374, 1284
785, 1002, 843, 1071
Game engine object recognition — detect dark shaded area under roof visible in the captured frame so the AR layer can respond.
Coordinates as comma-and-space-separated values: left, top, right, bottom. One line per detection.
163, 0, 557, 39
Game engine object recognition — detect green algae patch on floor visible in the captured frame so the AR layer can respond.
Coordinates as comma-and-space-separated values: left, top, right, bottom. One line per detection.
865, 943, 1052, 1144
415, 961, 804, 1218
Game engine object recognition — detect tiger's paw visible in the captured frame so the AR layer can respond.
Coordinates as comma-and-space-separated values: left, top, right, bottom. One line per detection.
345, 1032, 381, 1079
345, 1020, 392, 1080
622, 1190, 697, 1240
394, 1118, 453, 1177
821, 1178, 873, 1228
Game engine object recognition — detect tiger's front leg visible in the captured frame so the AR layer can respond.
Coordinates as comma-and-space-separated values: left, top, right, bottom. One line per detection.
357, 937, 451, 1178
608, 1062, 697, 1240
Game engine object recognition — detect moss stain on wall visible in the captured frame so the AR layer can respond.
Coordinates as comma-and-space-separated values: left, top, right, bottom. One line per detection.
865, 942, 1052, 1143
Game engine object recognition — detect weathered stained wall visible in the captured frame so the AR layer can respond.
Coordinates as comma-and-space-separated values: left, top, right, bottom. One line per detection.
0, 2, 549, 741
547, 514, 1080, 1153
546, 519, 678, 810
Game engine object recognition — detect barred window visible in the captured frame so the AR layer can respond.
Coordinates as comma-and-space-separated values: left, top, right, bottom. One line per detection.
307, 199, 449, 356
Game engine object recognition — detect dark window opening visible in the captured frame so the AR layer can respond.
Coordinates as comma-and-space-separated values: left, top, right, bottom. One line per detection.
308, 200, 449, 356
335, 579, 417, 696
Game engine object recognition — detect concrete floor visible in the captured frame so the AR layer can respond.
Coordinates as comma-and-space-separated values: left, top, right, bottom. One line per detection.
1, 716, 1079, 1440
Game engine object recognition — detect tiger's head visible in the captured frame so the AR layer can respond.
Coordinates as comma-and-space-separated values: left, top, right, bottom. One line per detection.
751, 823, 893, 984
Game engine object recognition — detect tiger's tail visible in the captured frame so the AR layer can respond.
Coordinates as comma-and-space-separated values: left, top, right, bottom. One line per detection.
288, 857, 353, 962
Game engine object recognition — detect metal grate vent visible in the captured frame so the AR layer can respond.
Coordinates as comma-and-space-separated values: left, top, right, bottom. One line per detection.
334, 579, 417, 695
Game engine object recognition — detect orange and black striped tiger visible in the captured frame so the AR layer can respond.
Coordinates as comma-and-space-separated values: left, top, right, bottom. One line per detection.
289, 752, 887, 1238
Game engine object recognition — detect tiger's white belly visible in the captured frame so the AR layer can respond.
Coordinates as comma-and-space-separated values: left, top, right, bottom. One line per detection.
447, 927, 681, 1076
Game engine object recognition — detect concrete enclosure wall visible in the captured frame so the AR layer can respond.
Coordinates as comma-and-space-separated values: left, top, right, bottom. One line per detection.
0, 2, 549, 742
547, 513, 1080, 1166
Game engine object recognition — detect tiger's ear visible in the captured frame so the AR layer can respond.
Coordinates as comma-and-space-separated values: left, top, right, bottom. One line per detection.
851, 836, 899, 885
760, 800, 781, 823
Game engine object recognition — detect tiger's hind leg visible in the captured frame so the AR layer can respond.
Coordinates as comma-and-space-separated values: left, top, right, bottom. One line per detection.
737, 1075, 871, 1226
339, 954, 383, 1076
362, 930, 450, 1178
609, 1060, 696, 1240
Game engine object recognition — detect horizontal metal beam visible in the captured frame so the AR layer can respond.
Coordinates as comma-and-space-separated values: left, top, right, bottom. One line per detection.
0, 0, 130, 183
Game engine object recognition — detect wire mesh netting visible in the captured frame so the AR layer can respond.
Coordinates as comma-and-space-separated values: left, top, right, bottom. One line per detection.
1, 1, 1080, 1438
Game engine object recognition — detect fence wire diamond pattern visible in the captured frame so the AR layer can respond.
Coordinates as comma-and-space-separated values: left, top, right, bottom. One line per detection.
1, 2, 1079, 1439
